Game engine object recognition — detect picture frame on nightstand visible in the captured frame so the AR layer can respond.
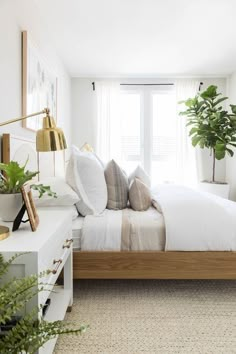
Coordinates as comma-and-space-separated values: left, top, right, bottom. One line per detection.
13, 184, 39, 232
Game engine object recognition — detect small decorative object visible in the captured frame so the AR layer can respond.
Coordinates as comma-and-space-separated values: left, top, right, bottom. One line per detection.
13, 184, 39, 232
179, 85, 236, 197
0, 226, 9, 241
0, 160, 56, 226
22, 31, 57, 131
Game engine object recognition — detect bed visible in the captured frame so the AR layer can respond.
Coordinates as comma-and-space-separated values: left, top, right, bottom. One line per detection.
2, 133, 236, 280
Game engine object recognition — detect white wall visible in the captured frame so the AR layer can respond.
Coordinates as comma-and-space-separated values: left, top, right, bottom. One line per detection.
0, 0, 72, 145
226, 72, 236, 200
71, 77, 227, 181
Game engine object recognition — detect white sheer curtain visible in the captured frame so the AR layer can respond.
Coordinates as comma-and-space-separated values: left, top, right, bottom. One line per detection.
95, 81, 121, 162
175, 80, 199, 186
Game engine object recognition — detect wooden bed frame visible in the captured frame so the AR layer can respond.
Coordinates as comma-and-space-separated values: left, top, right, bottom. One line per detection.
3, 133, 236, 280
73, 251, 236, 279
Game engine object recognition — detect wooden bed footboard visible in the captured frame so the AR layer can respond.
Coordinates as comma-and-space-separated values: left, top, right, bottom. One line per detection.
73, 251, 236, 279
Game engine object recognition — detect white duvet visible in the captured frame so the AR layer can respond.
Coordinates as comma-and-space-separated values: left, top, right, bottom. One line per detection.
81, 184, 236, 251
152, 185, 236, 251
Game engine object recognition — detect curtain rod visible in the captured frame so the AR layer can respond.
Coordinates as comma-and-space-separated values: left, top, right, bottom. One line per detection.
120, 83, 174, 86
92, 82, 203, 91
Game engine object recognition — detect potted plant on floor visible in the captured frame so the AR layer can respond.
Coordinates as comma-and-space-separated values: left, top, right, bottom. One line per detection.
179, 85, 236, 198
0, 160, 56, 221
0, 253, 87, 353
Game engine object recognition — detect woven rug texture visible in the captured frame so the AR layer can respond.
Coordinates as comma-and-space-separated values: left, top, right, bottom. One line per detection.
54, 280, 236, 354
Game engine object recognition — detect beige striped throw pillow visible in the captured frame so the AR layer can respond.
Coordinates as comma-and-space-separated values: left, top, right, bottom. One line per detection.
105, 160, 128, 210
129, 178, 151, 211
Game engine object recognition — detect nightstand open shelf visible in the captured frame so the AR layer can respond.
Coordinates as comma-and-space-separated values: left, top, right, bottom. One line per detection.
0, 208, 73, 354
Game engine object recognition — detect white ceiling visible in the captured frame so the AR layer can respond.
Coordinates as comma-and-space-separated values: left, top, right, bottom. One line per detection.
34, 0, 236, 77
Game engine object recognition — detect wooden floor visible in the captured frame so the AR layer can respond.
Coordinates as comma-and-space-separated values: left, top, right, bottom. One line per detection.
73, 251, 236, 279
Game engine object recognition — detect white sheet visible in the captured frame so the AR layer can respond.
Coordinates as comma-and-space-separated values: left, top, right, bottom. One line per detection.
72, 216, 84, 249
152, 185, 236, 251
81, 210, 122, 250
81, 207, 165, 251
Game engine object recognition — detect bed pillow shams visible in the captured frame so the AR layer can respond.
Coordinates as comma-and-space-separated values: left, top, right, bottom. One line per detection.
80, 142, 105, 168
66, 146, 107, 216
128, 165, 151, 187
32, 177, 79, 207
129, 177, 151, 211
105, 160, 129, 210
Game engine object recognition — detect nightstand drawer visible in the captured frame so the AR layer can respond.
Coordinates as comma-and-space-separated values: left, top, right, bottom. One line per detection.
38, 220, 72, 274
39, 243, 72, 306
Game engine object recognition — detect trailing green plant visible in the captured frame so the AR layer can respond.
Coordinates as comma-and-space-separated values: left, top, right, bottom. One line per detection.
0, 159, 56, 197
179, 85, 236, 183
0, 253, 88, 354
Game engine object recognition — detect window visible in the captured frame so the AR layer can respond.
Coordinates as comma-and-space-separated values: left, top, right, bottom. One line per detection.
118, 92, 142, 174
115, 85, 176, 184
152, 92, 177, 183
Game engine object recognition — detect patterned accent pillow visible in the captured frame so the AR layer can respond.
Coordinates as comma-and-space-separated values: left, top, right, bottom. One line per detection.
129, 178, 151, 211
128, 165, 151, 187
105, 160, 129, 210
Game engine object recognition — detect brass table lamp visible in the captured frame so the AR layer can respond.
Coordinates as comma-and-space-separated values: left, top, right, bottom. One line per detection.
0, 108, 67, 239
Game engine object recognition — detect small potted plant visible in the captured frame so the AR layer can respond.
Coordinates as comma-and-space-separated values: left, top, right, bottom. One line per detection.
179, 85, 236, 198
0, 160, 56, 221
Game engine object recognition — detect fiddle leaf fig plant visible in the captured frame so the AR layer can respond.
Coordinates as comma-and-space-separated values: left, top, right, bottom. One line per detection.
179, 85, 236, 183
0, 160, 56, 198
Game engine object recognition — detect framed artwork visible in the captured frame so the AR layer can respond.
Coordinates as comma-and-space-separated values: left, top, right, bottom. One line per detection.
22, 31, 57, 131
13, 184, 39, 232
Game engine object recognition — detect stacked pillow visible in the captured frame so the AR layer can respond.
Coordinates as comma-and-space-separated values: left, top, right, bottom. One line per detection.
128, 165, 151, 211
66, 145, 107, 216
129, 177, 151, 211
128, 165, 151, 188
32, 177, 79, 207
105, 160, 129, 210
60, 143, 152, 214
104, 160, 151, 212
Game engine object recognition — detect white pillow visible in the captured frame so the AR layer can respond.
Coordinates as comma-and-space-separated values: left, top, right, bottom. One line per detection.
32, 177, 80, 207
128, 165, 151, 187
66, 146, 107, 216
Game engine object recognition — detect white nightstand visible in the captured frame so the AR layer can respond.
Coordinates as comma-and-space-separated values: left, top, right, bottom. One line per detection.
0, 208, 73, 354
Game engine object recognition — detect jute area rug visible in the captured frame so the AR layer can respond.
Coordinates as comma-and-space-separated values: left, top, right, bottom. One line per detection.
54, 280, 236, 354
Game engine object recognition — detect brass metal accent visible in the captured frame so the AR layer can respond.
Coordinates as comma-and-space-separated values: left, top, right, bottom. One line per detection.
0, 225, 10, 241
63, 238, 73, 249
0, 108, 67, 152
80, 142, 94, 152
52, 259, 62, 274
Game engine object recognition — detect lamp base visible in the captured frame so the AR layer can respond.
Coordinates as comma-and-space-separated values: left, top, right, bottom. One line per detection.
0, 225, 10, 241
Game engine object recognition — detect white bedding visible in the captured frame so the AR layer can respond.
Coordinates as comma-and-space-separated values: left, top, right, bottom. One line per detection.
152, 185, 236, 251
81, 207, 165, 251
78, 184, 236, 252
72, 216, 84, 249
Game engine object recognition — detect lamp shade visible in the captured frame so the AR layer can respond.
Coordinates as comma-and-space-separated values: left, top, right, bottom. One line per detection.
36, 115, 67, 152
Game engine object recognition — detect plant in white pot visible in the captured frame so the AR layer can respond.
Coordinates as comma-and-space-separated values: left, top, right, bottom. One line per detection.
179, 85, 236, 198
0, 160, 56, 221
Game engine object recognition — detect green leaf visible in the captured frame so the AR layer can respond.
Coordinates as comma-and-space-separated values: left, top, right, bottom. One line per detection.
189, 127, 198, 136
230, 104, 236, 114
226, 148, 234, 157
215, 143, 225, 151
192, 135, 202, 147
212, 97, 228, 107
31, 184, 57, 199
200, 85, 217, 99
215, 150, 225, 160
